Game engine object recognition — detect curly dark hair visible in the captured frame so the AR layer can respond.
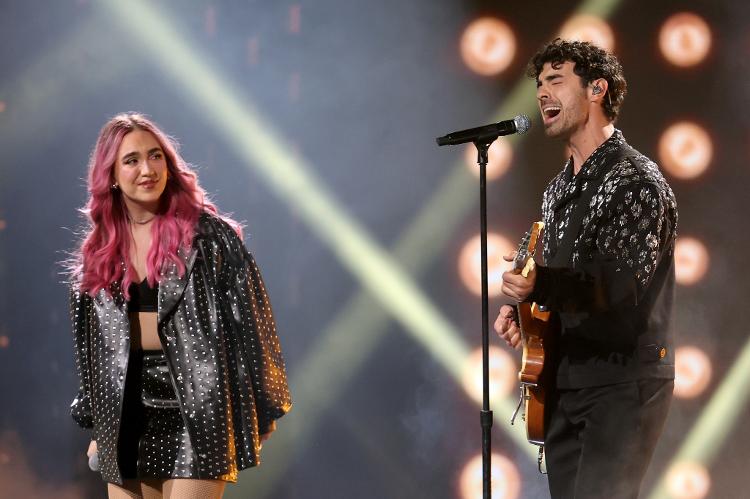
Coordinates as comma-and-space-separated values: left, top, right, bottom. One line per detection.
527, 38, 627, 122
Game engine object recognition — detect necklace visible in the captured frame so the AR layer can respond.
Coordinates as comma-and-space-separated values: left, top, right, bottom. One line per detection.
130, 215, 156, 225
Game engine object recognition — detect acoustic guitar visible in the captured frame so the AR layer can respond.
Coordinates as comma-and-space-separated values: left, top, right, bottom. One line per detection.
510, 221, 553, 458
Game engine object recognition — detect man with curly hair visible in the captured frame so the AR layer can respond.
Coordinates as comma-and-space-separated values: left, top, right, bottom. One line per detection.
495, 39, 677, 498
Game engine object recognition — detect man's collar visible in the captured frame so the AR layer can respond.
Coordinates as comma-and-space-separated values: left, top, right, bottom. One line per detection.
569, 129, 625, 180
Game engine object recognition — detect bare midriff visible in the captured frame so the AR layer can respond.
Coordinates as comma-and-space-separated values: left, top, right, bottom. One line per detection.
129, 311, 161, 351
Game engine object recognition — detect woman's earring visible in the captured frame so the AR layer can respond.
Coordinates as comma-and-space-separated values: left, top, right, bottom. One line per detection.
111, 183, 119, 191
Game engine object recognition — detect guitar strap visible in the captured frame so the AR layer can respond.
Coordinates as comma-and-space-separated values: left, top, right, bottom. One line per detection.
548, 144, 637, 268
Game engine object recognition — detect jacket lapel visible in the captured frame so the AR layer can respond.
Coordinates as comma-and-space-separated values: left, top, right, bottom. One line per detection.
158, 247, 198, 324
549, 160, 581, 213
94, 286, 130, 342
550, 181, 582, 213
549, 148, 612, 214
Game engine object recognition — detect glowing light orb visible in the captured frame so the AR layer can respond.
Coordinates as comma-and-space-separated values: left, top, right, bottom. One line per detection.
460, 452, 520, 499
464, 139, 514, 180
461, 17, 516, 76
459, 233, 516, 297
462, 346, 517, 404
0, 101, 6, 113
674, 237, 709, 286
0, 219, 6, 231
659, 13, 712, 67
666, 461, 711, 499
658, 122, 713, 180
559, 15, 615, 52
674, 346, 712, 399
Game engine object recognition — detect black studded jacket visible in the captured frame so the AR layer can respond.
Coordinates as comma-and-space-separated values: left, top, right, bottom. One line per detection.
529, 130, 678, 389
69, 212, 292, 484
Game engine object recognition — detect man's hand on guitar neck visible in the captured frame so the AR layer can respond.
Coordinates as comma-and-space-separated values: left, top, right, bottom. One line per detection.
501, 251, 536, 303
495, 250, 538, 350
494, 304, 522, 350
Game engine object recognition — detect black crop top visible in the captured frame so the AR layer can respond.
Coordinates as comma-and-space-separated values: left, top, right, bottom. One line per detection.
127, 278, 158, 313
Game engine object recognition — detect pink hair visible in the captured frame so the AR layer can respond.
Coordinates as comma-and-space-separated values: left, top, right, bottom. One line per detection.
71, 112, 239, 297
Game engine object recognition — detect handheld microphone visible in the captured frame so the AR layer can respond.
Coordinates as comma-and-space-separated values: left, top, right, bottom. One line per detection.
88, 452, 100, 472
436, 114, 531, 146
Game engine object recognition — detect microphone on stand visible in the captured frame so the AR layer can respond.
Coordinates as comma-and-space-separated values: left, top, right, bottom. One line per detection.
434, 114, 532, 499
436, 114, 531, 146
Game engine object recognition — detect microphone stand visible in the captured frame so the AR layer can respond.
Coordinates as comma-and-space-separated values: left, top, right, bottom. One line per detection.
475, 138, 494, 499
437, 127, 521, 498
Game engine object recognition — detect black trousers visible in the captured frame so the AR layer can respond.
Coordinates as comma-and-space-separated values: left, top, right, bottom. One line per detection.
545, 379, 673, 499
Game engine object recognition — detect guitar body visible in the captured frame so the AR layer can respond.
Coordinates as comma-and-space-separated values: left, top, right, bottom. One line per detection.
518, 302, 551, 446
510, 221, 555, 447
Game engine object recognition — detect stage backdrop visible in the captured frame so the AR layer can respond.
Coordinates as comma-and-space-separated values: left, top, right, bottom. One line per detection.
0, 1, 747, 498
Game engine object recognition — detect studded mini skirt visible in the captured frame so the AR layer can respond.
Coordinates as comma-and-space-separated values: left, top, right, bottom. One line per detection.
117, 350, 237, 482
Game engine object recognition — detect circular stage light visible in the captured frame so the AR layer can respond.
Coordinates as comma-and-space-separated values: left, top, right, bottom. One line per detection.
659, 12, 712, 67
459, 452, 521, 499
674, 237, 709, 286
559, 14, 615, 52
674, 346, 712, 399
459, 233, 516, 297
460, 17, 516, 76
658, 122, 713, 180
666, 461, 711, 499
464, 139, 514, 180
462, 346, 517, 404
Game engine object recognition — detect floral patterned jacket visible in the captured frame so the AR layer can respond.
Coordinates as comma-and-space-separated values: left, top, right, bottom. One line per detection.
530, 130, 678, 389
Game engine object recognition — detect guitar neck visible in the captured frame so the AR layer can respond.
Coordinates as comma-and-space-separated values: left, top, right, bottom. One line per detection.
513, 221, 544, 275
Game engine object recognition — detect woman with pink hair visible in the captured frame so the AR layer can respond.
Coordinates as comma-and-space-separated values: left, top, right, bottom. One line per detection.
69, 113, 291, 499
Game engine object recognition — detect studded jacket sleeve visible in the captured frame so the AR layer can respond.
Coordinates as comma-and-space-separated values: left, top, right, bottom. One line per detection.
531, 180, 675, 313
212, 219, 292, 436
70, 286, 94, 429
